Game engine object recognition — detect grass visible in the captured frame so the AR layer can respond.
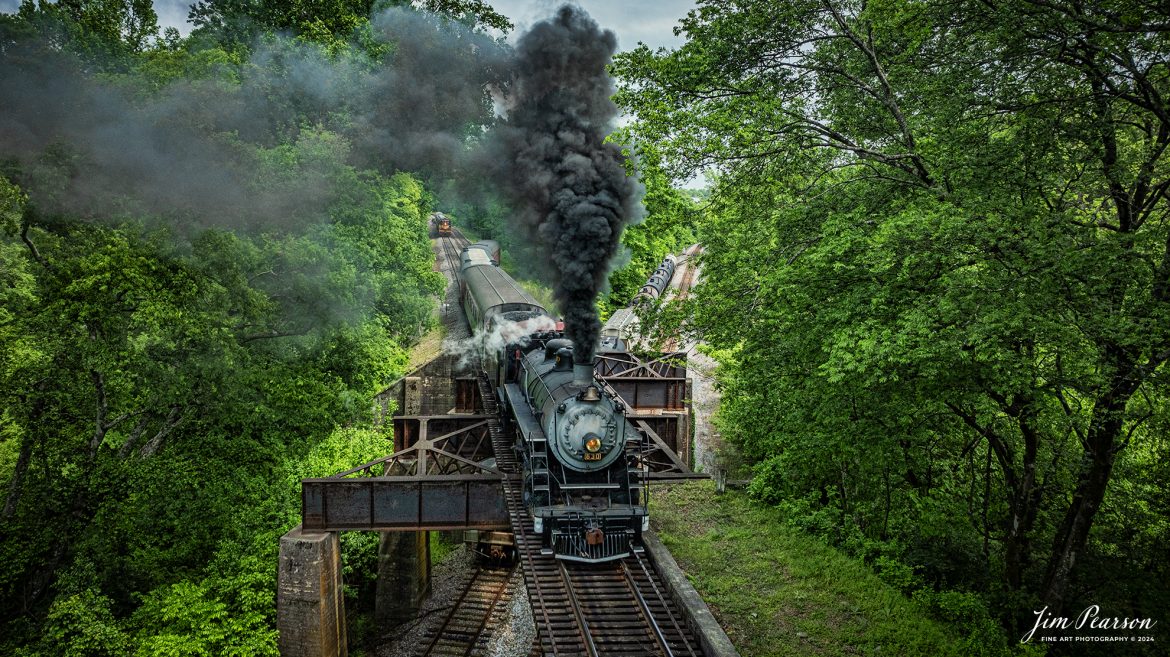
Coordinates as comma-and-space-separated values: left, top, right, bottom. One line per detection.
408, 319, 448, 371
651, 481, 966, 657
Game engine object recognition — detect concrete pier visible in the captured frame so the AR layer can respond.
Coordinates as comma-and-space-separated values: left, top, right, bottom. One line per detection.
375, 530, 431, 627
277, 526, 347, 657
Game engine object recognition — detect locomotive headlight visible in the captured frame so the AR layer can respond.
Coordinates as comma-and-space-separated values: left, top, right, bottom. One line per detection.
584, 434, 602, 453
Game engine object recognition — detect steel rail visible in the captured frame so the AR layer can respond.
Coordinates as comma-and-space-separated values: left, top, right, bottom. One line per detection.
480, 375, 571, 657
474, 286, 706, 657
560, 561, 602, 657
417, 565, 513, 657
628, 551, 700, 657
621, 560, 675, 657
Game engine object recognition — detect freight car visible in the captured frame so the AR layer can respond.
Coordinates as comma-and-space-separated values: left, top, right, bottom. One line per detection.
600, 254, 678, 351
635, 254, 676, 301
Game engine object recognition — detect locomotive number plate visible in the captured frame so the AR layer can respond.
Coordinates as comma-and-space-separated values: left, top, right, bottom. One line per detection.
583, 453, 603, 461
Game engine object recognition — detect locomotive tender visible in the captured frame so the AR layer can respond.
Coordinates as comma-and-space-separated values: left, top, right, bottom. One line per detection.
459, 241, 649, 562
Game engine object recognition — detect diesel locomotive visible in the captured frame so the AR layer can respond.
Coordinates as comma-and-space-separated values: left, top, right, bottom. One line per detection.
431, 212, 453, 237
459, 241, 648, 562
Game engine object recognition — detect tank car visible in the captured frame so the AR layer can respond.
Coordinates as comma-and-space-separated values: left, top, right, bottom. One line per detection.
600, 254, 679, 350
635, 254, 676, 301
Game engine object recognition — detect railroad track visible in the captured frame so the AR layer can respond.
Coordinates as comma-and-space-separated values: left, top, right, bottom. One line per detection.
438, 228, 470, 283
436, 228, 471, 340
416, 564, 516, 657
477, 376, 704, 657
673, 244, 702, 302
663, 244, 702, 353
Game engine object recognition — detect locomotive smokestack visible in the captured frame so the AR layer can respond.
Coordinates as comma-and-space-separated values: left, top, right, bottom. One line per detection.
573, 362, 593, 388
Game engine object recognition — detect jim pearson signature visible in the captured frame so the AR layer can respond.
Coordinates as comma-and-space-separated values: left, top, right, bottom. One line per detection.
1022, 605, 1158, 643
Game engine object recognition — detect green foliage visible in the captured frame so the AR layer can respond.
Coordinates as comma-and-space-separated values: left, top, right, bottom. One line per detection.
600, 144, 699, 316
130, 576, 277, 657
24, 589, 129, 657
653, 481, 978, 657
188, 0, 511, 49
0, 0, 489, 651
8, 0, 159, 61
617, 0, 1170, 649
428, 532, 458, 564
117, 427, 387, 655
0, 105, 433, 657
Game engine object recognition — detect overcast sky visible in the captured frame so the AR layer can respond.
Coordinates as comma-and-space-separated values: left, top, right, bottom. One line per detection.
490, 0, 694, 51
0, 1, 696, 52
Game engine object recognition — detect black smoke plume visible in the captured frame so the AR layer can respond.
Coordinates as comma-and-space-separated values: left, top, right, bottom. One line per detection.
0, 9, 506, 231
490, 5, 638, 364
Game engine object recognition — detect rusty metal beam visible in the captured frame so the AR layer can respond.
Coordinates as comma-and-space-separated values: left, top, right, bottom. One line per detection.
339, 417, 498, 478
642, 471, 710, 482
604, 377, 688, 410
595, 351, 688, 379
596, 350, 689, 412
301, 475, 511, 532
635, 420, 691, 473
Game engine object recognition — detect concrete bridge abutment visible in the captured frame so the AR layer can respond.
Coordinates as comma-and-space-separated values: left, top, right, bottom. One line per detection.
375, 530, 431, 628
277, 526, 347, 657
277, 527, 434, 657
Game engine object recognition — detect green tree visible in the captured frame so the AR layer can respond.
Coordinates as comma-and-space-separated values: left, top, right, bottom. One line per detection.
601, 143, 698, 315
1, 146, 438, 643
6, 0, 158, 58
1, 0, 460, 650
187, 0, 511, 47
615, 0, 1170, 636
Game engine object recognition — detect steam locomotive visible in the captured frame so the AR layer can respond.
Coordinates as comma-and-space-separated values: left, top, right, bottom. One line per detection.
459, 241, 648, 562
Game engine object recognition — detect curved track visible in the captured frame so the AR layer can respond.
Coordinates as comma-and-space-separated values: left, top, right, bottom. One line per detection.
439, 228, 470, 282
437, 228, 472, 342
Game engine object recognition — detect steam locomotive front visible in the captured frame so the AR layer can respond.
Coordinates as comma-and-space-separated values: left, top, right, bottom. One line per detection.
539, 357, 627, 473
515, 340, 646, 562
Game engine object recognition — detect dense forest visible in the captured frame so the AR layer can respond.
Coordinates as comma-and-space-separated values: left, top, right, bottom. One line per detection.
616, 1, 1168, 655
1, 0, 1166, 656
0, 1, 694, 653
0, 0, 507, 654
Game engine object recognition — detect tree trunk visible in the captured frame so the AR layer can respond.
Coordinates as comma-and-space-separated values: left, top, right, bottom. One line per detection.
1041, 365, 1136, 613
3, 389, 45, 520
2, 437, 33, 519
